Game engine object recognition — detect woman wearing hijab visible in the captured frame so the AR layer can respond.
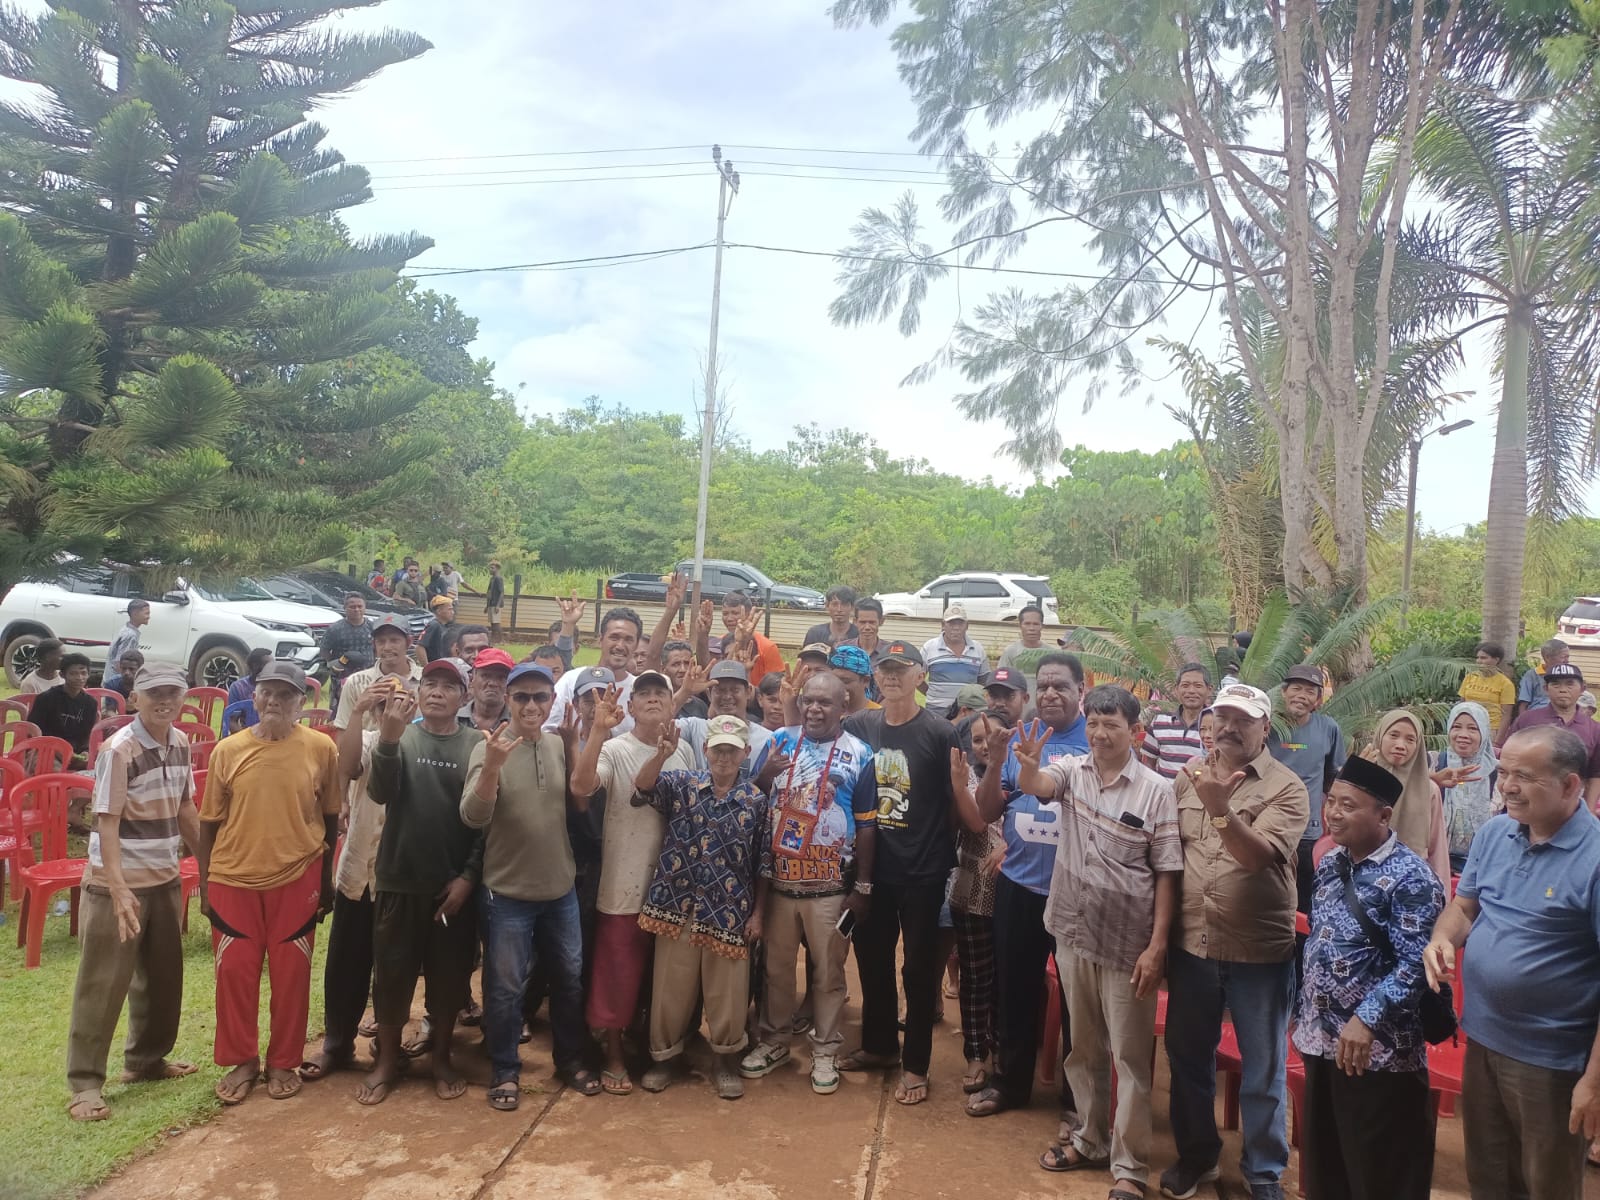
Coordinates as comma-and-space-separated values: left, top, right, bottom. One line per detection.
1427, 701, 1499, 874
1362, 709, 1451, 885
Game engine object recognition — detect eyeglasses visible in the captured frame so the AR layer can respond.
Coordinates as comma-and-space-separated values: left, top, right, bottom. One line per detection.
509, 691, 554, 705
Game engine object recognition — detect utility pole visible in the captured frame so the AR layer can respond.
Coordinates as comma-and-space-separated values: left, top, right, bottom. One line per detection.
689, 146, 739, 617
1400, 417, 1474, 628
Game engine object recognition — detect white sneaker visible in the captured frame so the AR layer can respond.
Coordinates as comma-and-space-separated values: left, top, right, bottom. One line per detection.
739, 1040, 790, 1078
811, 1053, 840, 1094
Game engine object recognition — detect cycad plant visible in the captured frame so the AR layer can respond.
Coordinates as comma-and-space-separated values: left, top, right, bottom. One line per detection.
0, 1, 439, 583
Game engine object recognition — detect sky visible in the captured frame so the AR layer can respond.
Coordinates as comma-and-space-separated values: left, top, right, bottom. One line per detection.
17, 0, 1595, 535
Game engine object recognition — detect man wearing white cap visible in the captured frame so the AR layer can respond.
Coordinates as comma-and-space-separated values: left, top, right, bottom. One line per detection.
921, 602, 986, 715
1159, 683, 1310, 1200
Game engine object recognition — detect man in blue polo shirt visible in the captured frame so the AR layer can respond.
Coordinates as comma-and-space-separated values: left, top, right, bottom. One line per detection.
966, 651, 1087, 1119
1424, 725, 1600, 1200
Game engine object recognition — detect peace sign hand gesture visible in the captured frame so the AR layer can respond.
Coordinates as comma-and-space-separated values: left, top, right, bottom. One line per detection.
1012, 719, 1049, 776
593, 684, 625, 733
481, 723, 524, 772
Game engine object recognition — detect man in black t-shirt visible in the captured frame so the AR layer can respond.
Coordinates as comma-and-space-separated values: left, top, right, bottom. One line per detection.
839, 640, 965, 1107
33, 652, 98, 757
803, 585, 860, 648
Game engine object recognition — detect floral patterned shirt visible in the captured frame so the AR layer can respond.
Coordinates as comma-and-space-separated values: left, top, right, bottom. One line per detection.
1293, 833, 1445, 1072
638, 769, 771, 959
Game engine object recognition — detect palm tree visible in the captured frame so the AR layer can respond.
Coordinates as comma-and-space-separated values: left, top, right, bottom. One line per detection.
1397, 93, 1599, 659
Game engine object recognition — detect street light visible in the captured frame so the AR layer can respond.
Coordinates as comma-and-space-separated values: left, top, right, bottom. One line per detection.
1400, 418, 1474, 626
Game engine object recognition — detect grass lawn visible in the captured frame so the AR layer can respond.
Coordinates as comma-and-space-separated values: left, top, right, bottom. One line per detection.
0, 891, 340, 1200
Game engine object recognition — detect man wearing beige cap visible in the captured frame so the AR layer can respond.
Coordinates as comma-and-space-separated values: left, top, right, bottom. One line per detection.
922, 602, 986, 715
198, 661, 341, 1106
633, 714, 771, 1100
1160, 683, 1309, 1200
65, 664, 198, 1122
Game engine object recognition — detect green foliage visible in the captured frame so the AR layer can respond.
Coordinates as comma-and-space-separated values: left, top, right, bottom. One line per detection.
1372, 608, 1486, 663
0, 2, 437, 580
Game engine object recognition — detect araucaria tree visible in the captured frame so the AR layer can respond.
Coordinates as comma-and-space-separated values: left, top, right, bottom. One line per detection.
828, 0, 1519, 600
0, 1, 436, 580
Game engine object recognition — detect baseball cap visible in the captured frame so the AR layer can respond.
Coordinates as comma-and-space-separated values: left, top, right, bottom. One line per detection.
705, 713, 751, 750
421, 658, 468, 688
506, 662, 554, 688
829, 644, 873, 677
1283, 664, 1323, 688
633, 669, 673, 692
473, 647, 515, 673
955, 684, 987, 711
370, 614, 410, 641
1547, 662, 1585, 685
133, 663, 187, 691
985, 667, 1026, 693
429, 595, 453, 610
708, 660, 750, 683
572, 666, 615, 696
255, 660, 308, 693
942, 602, 969, 622
1211, 683, 1271, 720
878, 641, 924, 667
798, 642, 833, 662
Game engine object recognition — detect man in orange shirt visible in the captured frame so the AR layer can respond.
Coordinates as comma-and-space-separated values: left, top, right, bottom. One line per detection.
198, 661, 341, 1105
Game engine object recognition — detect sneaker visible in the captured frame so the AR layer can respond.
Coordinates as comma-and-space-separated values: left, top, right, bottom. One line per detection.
1159, 1161, 1221, 1199
811, 1053, 840, 1095
1249, 1185, 1284, 1200
739, 1041, 791, 1078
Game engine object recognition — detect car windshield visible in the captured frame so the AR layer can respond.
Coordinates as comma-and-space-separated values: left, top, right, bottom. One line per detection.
188, 577, 276, 603
1563, 601, 1600, 621
1015, 578, 1056, 600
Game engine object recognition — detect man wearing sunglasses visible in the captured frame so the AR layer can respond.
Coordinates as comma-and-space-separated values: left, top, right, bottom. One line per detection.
462, 662, 601, 1110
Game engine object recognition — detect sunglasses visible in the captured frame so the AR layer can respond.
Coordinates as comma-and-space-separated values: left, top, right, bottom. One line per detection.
509, 691, 554, 705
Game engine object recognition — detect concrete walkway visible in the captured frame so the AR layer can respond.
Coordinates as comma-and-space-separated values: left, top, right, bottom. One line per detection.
90, 966, 1477, 1200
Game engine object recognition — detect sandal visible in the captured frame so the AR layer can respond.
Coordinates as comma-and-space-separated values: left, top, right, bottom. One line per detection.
965, 1085, 1012, 1117
1109, 1189, 1146, 1200
356, 1078, 394, 1106
119, 1060, 197, 1084
358, 1018, 379, 1039
488, 1080, 521, 1111
961, 1062, 989, 1094
894, 1075, 928, 1106
838, 1049, 899, 1072
601, 1069, 634, 1096
565, 1069, 602, 1097
401, 1019, 433, 1058
297, 1053, 349, 1082
434, 1073, 468, 1100
67, 1090, 110, 1122
459, 999, 482, 1027
1038, 1142, 1109, 1172
265, 1070, 302, 1100
214, 1066, 258, 1106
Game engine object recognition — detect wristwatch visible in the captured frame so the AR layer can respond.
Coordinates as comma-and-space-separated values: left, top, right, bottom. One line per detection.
1209, 812, 1231, 829
853, 881, 874, 896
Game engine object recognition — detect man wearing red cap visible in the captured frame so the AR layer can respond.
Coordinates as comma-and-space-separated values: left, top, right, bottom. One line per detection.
462, 647, 514, 732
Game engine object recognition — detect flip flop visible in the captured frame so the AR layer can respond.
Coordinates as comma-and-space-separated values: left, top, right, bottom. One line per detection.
961, 1063, 989, 1094
565, 1069, 602, 1097
838, 1049, 899, 1072
297, 1053, 349, 1082
356, 1077, 396, 1106
265, 1071, 302, 1100
1038, 1143, 1110, 1172
966, 1085, 1012, 1117
215, 1070, 257, 1106
601, 1069, 634, 1096
401, 1021, 434, 1058
119, 1060, 198, 1084
358, 1019, 379, 1039
894, 1076, 929, 1106
434, 1074, 467, 1100
488, 1081, 521, 1111
67, 1090, 110, 1122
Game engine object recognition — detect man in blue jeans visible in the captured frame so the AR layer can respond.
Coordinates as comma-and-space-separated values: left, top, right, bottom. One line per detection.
1163, 683, 1309, 1200
461, 662, 600, 1110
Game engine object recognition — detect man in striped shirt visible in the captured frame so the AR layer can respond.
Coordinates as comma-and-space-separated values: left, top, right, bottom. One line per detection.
65, 663, 198, 1122
921, 603, 987, 714
1140, 662, 1212, 781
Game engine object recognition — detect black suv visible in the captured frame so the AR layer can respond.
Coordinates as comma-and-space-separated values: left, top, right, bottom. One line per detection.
258, 570, 431, 639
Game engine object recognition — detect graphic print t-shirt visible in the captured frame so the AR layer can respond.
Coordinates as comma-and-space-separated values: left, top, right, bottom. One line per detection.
754, 726, 877, 896
844, 708, 959, 886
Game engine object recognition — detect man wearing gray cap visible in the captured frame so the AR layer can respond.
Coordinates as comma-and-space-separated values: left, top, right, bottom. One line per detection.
676, 659, 773, 770
65, 664, 198, 1122
332, 615, 420, 732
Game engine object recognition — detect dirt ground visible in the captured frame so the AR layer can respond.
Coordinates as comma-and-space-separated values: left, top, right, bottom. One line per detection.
88, 954, 1488, 1200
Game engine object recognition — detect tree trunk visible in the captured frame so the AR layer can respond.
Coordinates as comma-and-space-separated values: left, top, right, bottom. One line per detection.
1482, 306, 1531, 658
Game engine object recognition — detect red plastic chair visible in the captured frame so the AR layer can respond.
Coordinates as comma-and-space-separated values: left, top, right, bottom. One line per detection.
177, 767, 209, 931
8, 692, 35, 714
7, 735, 73, 778
310, 723, 340, 740
297, 708, 333, 727
13, 773, 88, 967
176, 721, 217, 744
1037, 952, 1067, 1086
0, 699, 31, 723
179, 703, 207, 724
0, 757, 33, 900
304, 677, 323, 706
0, 722, 41, 754
189, 739, 216, 772
87, 715, 135, 767
184, 686, 228, 727
85, 687, 126, 716
1428, 943, 1468, 1117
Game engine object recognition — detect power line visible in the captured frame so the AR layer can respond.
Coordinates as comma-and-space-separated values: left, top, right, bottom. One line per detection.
404, 244, 712, 277
368, 157, 954, 183
360, 141, 1018, 167
373, 170, 714, 192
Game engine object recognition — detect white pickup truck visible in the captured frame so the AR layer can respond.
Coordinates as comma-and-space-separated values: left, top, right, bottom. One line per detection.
0, 564, 339, 689
874, 572, 1061, 623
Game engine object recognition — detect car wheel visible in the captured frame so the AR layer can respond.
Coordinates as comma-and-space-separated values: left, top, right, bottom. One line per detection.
4, 633, 44, 689
194, 645, 248, 690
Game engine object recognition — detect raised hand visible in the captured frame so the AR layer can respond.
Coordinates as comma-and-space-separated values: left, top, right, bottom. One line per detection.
558, 590, 587, 630
664, 571, 688, 612
1185, 755, 1247, 816
695, 598, 715, 639
593, 683, 625, 733
1013, 718, 1048, 775
558, 704, 581, 749
670, 620, 688, 641
983, 717, 1014, 765
378, 689, 417, 742
481, 723, 523, 771
951, 746, 974, 796
778, 663, 800, 708
655, 723, 681, 761
1434, 764, 1483, 789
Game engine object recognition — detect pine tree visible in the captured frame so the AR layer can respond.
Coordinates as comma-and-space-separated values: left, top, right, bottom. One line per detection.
0, 0, 437, 580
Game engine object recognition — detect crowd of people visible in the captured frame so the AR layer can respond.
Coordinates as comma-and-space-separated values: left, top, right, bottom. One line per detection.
53, 570, 1600, 1200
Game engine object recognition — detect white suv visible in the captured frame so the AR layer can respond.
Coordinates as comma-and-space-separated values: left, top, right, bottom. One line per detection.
0, 564, 340, 689
874, 572, 1061, 623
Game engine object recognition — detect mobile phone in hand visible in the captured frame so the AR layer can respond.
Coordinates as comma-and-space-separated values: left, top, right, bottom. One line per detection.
835, 906, 857, 940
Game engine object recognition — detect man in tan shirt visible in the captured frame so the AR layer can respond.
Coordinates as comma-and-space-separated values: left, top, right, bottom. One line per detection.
1159, 683, 1309, 1200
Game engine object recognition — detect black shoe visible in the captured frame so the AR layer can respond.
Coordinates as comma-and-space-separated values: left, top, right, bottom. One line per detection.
1159, 1162, 1221, 1199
